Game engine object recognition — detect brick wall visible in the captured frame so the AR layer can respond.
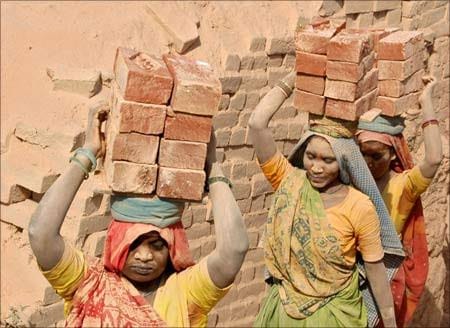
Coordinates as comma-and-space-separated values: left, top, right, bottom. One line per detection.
1, 1, 448, 327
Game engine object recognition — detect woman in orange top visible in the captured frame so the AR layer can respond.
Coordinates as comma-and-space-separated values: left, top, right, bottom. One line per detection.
249, 72, 403, 327
356, 76, 443, 327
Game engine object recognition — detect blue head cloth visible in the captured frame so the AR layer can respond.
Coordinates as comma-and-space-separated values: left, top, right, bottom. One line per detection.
288, 130, 404, 327
110, 195, 185, 228
357, 115, 405, 135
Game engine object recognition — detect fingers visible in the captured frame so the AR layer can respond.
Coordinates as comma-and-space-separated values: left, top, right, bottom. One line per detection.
422, 75, 436, 85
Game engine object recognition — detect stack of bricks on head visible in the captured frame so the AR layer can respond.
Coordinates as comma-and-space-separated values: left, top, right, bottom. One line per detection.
294, 18, 425, 121
105, 47, 221, 202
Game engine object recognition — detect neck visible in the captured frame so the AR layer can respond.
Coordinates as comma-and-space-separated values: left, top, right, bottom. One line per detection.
130, 275, 162, 294
318, 180, 343, 194
375, 169, 393, 192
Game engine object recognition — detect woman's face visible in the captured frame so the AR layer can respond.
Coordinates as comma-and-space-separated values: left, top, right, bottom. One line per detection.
303, 136, 340, 190
358, 141, 393, 179
122, 231, 169, 283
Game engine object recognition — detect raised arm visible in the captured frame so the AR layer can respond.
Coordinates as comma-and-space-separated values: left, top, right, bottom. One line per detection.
418, 75, 442, 178
28, 103, 108, 270
248, 72, 296, 164
206, 132, 249, 288
365, 260, 397, 328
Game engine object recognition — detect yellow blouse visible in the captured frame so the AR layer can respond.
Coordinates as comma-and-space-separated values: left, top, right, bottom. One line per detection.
382, 166, 432, 234
41, 243, 230, 327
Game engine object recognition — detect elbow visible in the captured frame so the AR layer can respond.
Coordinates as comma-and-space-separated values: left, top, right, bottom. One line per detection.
428, 154, 443, 168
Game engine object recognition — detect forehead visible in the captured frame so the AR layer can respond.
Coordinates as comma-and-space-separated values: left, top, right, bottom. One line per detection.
360, 140, 391, 153
136, 231, 162, 243
305, 136, 335, 157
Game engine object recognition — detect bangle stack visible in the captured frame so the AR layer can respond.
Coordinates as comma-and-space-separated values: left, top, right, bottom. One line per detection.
421, 119, 439, 129
69, 148, 97, 179
207, 176, 233, 189
276, 80, 293, 98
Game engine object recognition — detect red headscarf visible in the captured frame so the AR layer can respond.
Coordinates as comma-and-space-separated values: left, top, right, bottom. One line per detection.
357, 130, 429, 327
65, 220, 194, 327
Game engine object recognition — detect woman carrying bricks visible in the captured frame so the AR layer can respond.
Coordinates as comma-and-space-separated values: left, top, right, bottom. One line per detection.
28, 103, 249, 327
248, 72, 404, 327
356, 76, 442, 327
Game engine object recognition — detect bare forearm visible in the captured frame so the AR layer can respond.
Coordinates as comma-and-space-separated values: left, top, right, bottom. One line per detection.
207, 163, 248, 287
421, 100, 442, 176
28, 156, 90, 269
365, 261, 397, 328
248, 82, 291, 163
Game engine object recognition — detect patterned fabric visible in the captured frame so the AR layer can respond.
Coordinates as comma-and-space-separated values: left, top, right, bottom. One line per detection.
111, 196, 184, 227
254, 270, 367, 327
65, 220, 194, 327
356, 130, 429, 327
357, 115, 405, 135
264, 168, 354, 318
288, 130, 404, 327
309, 114, 358, 138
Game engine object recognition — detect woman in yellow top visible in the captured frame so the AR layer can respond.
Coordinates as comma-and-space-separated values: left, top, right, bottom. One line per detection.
248, 72, 404, 327
356, 76, 442, 327
28, 103, 249, 327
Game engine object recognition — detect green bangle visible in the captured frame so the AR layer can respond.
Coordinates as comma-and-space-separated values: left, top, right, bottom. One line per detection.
70, 155, 90, 179
75, 148, 97, 172
208, 176, 233, 189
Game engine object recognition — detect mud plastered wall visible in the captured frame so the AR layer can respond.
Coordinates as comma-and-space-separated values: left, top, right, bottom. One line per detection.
1, 1, 448, 327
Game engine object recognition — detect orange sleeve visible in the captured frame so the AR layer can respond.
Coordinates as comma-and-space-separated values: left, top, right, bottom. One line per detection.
354, 198, 384, 263
259, 151, 294, 191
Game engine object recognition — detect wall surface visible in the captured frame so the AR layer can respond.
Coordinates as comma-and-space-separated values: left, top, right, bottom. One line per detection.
1, 1, 448, 327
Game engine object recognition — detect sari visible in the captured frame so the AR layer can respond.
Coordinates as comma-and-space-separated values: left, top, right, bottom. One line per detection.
65, 220, 194, 327
357, 129, 429, 327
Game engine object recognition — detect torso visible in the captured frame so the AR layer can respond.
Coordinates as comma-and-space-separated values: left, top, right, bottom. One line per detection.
320, 185, 350, 209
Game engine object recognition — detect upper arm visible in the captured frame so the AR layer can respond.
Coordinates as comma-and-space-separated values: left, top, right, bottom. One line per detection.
405, 166, 433, 199
206, 249, 243, 289
29, 229, 65, 271
354, 199, 384, 263
41, 241, 87, 302
259, 151, 293, 191
183, 259, 231, 315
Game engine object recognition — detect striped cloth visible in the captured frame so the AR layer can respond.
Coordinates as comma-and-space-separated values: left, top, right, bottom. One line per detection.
288, 130, 405, 327
110, 195, 184, 227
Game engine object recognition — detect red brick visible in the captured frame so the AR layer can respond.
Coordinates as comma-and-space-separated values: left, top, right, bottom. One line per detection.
293, 89, 325, 115
346, 28, 398, 52
295, 28, 336, 54
295, 51, 327, 76
327, 31, 373, 63
112, 86, 166, 135
114, 47, 173, 104
325, 68, 378, 102
109, 161, 158, 194
378, 52, 424, 81
156, 167, 205, 201
164, 112, 212, 143
376, 92, 419, 117
111, 133, 159, 164
295, 74, 325, 95
158, 139, 207, 170
379, 69, 424, 97
378, 31, 424, 61
326, 52, 375, 82
163, 54, 221, 116
325, 88, 378, 121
